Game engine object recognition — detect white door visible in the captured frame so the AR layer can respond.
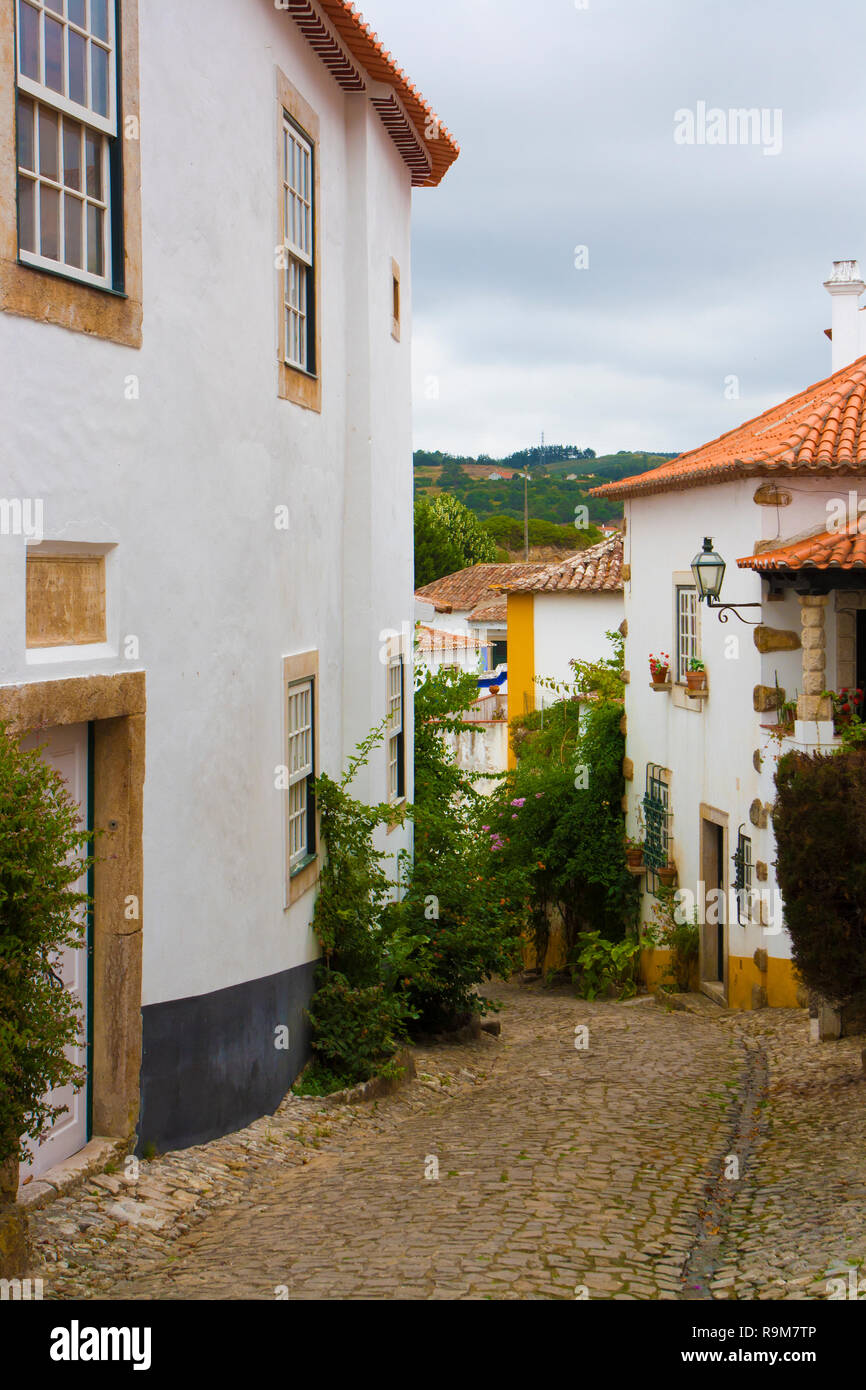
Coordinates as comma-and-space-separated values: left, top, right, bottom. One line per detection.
19, 723, 90, 1182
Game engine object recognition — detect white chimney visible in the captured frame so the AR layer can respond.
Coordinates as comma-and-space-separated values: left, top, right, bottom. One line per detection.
824, 260, 866, 371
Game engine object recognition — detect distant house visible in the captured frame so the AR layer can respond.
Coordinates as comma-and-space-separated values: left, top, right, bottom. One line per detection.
503, 534, 625, 738
415, 562, 545, 673
591, 260, 866, 1015
487, 471, 503, 481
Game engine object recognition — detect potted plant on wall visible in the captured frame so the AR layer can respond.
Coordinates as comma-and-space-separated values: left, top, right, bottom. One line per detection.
685, 656, 707, 692
658, 862, 678, 888
649, 651, 671, 685
625, 835, 644, 868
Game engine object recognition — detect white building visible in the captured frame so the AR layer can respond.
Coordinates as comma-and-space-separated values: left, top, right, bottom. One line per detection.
592, 263, 866, 1012
1, 0, 457, 1177
504, 534, 624, 722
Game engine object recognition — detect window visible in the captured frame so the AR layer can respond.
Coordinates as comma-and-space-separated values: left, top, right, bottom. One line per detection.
283, 652, 319, 904
281, 116, 314, 373
676, 585, 699, 682
732, 825, 753, 924
287, 678, 314, 872
387, 655, 405, 801
391, 257, 400, 340
642, 763, 671, 897
15, 0, 119, 289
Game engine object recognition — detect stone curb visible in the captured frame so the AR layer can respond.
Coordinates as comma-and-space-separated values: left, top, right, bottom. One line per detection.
16, 1137, 130, 1213
320, 1049, 417, 1107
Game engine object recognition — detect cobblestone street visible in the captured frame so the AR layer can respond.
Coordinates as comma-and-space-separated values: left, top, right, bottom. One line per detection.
29, 982, 866, 1301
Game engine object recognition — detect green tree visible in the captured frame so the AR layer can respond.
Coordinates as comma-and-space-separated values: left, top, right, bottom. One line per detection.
0, 725, 91, 1169
414, 494, 497, 586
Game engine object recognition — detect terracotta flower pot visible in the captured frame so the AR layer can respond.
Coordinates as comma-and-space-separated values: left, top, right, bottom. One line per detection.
625, 847, 644, 868
658, 864, 678, 887
686, 670, 707, 691
650, 666, 669, 684
489, 685, 500, 695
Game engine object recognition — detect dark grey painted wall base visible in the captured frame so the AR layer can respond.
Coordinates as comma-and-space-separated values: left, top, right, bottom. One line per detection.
137, 959, 317, 1154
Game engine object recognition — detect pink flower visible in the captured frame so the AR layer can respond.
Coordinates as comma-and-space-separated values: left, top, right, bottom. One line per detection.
482, 825, 490, 831
512, 814, 518, 819
511, 797, 526, 807
535, 792, 543, 798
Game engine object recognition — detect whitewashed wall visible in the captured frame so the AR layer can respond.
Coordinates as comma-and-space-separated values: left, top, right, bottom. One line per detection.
533, 591, 623, 705
0, 0, 415, 1013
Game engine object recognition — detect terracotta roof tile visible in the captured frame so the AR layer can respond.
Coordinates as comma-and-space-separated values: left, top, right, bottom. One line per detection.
286, 1, 459, 187
737, 523, 866, 572
591, 358, 866, 501
503, 534, 624, 593
416, 625, 481, 653
415, 563, 546, 612
468, 595, 507, 623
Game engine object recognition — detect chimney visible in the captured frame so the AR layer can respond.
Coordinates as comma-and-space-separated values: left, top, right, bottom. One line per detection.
824, 260, 866, 371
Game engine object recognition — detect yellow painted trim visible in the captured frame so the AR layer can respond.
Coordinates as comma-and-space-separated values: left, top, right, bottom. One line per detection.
640, 947, 804, 1009
506, 592, 534, 767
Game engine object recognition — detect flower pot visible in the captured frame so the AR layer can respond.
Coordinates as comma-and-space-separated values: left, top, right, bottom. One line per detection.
650, 666, 669, 684
686, 670, 707, 691
489, 685, 501, 695
625, 848, 644, 868
658, 864, 678, 888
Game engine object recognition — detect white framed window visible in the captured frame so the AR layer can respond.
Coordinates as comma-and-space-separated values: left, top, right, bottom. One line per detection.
676, 585, 699, 682
15, 0, 118, 288
281, 116, 314, 372
287, 678, 314, 872
387, 656, 405, 802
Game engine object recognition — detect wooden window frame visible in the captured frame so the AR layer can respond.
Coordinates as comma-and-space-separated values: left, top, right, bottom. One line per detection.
387, 652, 405, 804
1, 0, 142, 346
276, 69, 320, 413
675, 583, 699, 683
283, 651, 320, 907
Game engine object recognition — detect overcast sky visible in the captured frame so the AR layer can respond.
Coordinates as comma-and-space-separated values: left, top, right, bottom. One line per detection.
359, 0, 866, 458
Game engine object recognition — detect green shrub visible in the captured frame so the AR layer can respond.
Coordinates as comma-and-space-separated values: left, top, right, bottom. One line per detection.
644, 886, 699, 992
570, 930, 644, 1000
0, 724, 92, 1167
774, 745, 866, 1003
303, 975, 410, 1088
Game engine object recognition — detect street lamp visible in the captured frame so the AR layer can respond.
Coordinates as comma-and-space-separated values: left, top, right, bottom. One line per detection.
690, 537, 762, 624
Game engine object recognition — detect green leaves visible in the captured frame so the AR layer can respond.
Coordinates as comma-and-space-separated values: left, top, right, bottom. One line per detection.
0, 723, 93, 1166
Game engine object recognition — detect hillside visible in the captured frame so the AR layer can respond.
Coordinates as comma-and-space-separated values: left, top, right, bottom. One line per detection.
414, 446, 677, 528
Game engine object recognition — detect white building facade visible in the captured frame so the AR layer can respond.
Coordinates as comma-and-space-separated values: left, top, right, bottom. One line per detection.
1, 0, 457, 1171
595, 269, 866, 1011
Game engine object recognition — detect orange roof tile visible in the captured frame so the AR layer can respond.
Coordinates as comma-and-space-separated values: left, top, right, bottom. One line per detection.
416, 562, 546, 612
504, 534, 624, 593
416, 625, 481, 653
287, 1, 459, 187
591, 358, 866, 501
737, 523, 866, 572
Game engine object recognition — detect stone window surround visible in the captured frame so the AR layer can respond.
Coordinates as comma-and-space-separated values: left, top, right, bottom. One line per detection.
0, 671, 145, 1147
835, 589, 866, 692
0, 0, 142, 348
276, 68, 321, 413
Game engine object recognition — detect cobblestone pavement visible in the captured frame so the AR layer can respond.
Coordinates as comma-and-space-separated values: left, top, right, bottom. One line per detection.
27, 981, 866, 1300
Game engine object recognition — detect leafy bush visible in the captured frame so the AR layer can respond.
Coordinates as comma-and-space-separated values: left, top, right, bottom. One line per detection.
488, 634, 638, 966
644, 886, 699, 992
774, 745, 866, 1003
570, 930, 643, 1000
397, 666, 528, 1030
0, 724, 92, 1167
302, 975, 411, 1088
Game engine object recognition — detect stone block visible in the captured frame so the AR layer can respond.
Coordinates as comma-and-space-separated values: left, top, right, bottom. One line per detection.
619, 714, 627, 736
753, 483, 792, 506
798, 694, 833, 720
802, 648, 825, 672
622, 669, 630, 684
755, 860, 768, 881
753, 626, 800, 653
801, 627, 825, 650
800, 608, 824, 629
751, 984, 768, 1009
802, 671, 825, 696
621, 563, 631, 581
749, 799, 768, 828
622, 757, 634, 781
754, 685, 785, 712
798, 594, 828, 607
753, 748, 763, 771
753, 948, 768, 972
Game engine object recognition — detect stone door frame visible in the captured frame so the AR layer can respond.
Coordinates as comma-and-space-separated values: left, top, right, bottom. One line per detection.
0, 673, 145, 1147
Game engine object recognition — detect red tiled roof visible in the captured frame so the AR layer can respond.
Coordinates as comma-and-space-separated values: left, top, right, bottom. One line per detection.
286, 1, 459, 187
504, 534, 624, 593
591, 358, 866, 501
415, 563, 546, 612
737, 523, 866, 572
416, 625, 481, 653
467, 595, 507, 624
